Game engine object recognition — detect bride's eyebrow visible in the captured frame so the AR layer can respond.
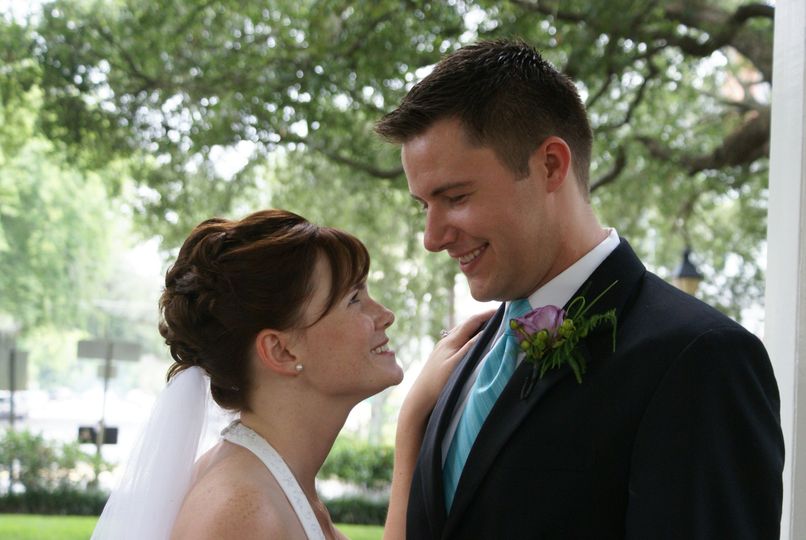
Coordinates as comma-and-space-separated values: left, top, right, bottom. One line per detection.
344, 281, 366, 298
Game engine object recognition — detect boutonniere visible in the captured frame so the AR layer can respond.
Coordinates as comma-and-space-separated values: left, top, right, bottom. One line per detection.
511, 281, 619, 398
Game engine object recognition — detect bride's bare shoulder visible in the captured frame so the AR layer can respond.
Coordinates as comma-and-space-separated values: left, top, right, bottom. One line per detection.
170, 442, 305, 540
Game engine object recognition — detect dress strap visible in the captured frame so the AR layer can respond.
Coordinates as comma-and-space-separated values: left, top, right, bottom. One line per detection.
221, 421, 326, 540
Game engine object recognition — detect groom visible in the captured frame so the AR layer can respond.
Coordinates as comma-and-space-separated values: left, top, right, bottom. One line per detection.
376, 40, 783, 539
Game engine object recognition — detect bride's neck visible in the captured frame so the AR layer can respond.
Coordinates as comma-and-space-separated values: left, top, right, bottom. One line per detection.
238, 397, 350, 492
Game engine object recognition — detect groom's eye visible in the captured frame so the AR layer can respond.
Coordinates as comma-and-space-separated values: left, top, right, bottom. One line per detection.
447, 194, 468, 205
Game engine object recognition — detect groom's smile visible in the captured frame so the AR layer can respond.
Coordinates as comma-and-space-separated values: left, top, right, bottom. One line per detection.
454, 244, 488, 266
452, 243, 492, 282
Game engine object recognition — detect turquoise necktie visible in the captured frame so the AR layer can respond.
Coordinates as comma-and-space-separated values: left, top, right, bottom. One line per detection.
443, 298, 532, 509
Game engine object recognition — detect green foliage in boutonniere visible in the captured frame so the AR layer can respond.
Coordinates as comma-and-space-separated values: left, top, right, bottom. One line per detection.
511, 281, 618, 397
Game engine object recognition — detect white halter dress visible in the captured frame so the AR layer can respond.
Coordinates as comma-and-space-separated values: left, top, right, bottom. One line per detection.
220, 421, 326, 540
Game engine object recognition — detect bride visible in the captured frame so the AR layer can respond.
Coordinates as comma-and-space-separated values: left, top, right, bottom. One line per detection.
91, 209, 488, 539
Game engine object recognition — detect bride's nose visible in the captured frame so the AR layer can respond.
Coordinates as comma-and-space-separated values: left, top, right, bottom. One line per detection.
375, 302, 395, 329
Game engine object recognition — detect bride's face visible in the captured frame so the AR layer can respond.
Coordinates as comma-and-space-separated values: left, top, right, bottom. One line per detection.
293, 255, 403, 399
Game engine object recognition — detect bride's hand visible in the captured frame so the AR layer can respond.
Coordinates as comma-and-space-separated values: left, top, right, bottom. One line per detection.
401, 309, 496, 421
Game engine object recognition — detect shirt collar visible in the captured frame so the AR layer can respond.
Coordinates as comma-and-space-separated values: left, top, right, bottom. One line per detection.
523, 228, 620, 311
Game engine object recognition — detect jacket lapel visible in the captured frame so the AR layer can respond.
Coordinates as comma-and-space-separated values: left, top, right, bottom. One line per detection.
415, 303, 505, 536
443, 239, 646, 534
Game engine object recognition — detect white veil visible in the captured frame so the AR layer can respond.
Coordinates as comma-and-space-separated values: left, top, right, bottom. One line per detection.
91, 366, 210, 540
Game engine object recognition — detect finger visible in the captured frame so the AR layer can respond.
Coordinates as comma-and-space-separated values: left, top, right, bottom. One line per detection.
449, 331, 483, 363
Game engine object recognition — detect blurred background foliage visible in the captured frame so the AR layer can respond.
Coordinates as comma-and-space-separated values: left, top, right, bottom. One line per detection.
0, 428, 106, 492
0, 0, 773, 436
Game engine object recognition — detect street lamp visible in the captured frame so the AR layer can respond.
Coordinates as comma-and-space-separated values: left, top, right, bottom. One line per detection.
672, 247, 704, 296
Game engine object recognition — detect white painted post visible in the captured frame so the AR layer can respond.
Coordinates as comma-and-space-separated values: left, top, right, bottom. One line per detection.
765, 1, 806, 538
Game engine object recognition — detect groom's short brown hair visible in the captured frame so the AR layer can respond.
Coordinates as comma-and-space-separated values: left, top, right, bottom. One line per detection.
375, 39, 593, 193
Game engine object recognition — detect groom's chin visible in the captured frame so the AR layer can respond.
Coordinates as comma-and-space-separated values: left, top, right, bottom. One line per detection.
467, 284, 499, 303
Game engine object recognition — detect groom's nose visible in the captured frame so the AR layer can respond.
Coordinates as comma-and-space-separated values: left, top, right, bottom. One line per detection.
423, 208, 456, 252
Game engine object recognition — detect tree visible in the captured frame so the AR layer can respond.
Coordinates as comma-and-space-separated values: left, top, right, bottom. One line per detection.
0, 14, 157, 390
29, 0, 773, 322
0, 138, 118, 332
32, 0, 465, 229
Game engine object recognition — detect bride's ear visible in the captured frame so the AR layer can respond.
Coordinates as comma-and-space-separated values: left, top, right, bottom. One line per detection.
255, 329, 300, 376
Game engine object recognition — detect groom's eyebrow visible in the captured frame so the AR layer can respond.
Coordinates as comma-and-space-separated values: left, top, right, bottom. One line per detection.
410, 181, 474, 203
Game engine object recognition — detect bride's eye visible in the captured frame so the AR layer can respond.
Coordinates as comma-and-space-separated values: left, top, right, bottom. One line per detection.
348, 292, 361, 305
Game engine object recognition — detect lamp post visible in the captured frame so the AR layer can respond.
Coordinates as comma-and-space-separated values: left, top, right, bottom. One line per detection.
0, 318, 26, 430
672, 247, 704, 296
77, 338, 140, 486
0, 317, 25, 495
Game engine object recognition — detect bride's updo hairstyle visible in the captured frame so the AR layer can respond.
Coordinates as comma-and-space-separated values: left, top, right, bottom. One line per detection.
159, 209, 369, 411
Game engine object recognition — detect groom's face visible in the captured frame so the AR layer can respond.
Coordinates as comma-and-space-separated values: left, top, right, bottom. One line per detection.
403, 117, 561, 302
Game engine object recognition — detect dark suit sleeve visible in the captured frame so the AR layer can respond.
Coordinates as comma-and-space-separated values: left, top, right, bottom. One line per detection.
625, 327, 784, 540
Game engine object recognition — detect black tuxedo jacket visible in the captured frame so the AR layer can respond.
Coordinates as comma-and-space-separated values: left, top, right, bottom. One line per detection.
407, 240, 783, 539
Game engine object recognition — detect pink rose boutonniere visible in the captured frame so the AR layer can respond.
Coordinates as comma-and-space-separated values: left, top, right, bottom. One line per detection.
511, 281, 619, 397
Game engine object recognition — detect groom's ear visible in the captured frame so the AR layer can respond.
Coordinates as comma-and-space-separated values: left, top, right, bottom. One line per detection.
255, 329, 299, 376
531, 136, 572, 193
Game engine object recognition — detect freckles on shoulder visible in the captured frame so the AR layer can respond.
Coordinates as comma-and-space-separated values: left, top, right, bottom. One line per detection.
172, 470, 298, 540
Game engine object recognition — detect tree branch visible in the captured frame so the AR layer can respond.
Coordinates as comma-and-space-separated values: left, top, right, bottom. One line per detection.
315, 148, 405, 180
173, 0, 220, 38
732, 3, 775, 22
599, 59, 659, 131
590, 146, 627, 193
280, 133, 404, 180
509, 0, 586, 23
636, 107, 770, 175
685, 109, 770, 173
673, 191, 700, 246
661, 2, 773, 80
342, 8, 398, 59
586, 72, 614, 109
665, 2, 774, 27
513, 1, 772, 80
91, 22, 159, 90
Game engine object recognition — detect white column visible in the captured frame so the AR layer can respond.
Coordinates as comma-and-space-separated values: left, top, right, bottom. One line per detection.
765, 1, 806, 538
